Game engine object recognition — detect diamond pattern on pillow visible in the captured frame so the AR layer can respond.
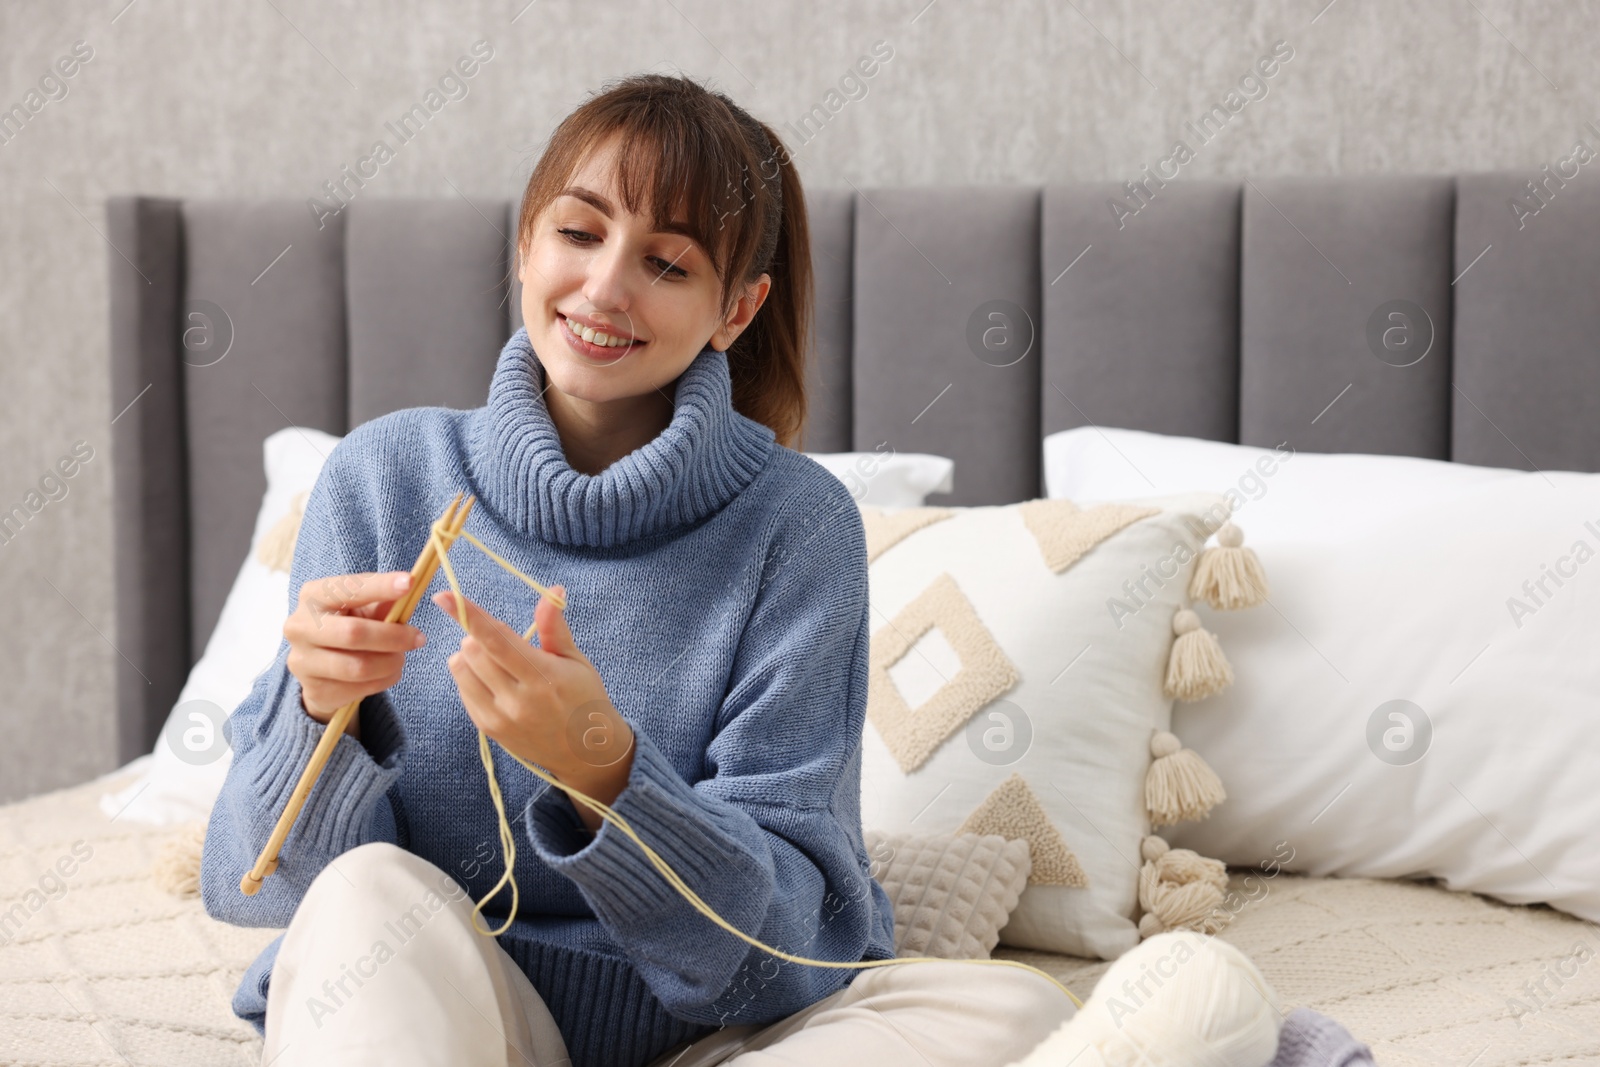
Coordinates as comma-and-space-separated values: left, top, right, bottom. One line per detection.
865, 830, 1033, 960
867, 572, 1019, 774
862, 506, 957, 563
956, 772, 1088, 888
1017, 498, 1160, 574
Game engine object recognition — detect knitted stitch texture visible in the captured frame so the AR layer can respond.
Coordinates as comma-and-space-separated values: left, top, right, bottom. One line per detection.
1265, 1008, 1378, 1067
198, 327, 898, 1067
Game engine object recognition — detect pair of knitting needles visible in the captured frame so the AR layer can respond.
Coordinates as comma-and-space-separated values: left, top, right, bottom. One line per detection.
240, 492, 476, 896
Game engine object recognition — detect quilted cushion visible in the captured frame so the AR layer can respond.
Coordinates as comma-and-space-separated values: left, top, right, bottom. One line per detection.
865, 829, 1032, 959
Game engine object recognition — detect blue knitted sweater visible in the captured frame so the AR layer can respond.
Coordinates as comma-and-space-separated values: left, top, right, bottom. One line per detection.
199, 327, 898, 1067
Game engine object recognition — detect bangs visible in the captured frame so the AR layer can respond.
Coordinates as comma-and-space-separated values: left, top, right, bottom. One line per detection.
600, 119, 752, 284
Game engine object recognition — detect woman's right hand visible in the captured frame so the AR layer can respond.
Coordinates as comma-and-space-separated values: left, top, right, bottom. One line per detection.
284, 571, 428, 738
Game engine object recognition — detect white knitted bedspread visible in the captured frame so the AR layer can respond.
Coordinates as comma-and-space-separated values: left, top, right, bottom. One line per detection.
3, 767, 1598, 1066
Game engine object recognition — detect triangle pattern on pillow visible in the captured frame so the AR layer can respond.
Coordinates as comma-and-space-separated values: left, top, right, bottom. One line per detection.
860, 506, 957, 564
1017, 498, 1159, 574
956, 772, 1089, 888
868, 571, 1019, 774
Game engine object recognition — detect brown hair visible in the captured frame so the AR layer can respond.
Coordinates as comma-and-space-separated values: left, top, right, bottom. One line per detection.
512, 73, 812, 450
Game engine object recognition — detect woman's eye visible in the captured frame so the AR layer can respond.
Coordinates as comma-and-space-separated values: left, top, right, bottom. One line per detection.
559, 228, 689, 279
650, 256, 689, 280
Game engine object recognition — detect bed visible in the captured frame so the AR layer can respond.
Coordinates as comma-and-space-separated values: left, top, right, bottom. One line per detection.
8, 766, 1600, 1064
4, 175, 1598, 1065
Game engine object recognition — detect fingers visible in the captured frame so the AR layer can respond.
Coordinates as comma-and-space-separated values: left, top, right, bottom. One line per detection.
457, 630, 521, 694
289, 645, 406, 715
319, 614, 426, 654
284, 570, 428, 717
434, 590, 546, 680
291, 645, 406, 686
532, 585, 574, 657
300, 571, 414, 617
433, 588, 498, 634
447, 648, 497, 722
285, 601, 425, 653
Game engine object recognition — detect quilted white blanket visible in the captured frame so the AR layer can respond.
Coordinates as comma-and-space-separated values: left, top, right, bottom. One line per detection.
2, 767, 1597, 1066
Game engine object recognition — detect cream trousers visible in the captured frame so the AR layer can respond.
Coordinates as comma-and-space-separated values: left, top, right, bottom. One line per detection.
261, 841, 1075, 1067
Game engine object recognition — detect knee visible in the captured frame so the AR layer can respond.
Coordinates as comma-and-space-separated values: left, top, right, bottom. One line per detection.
305, 842, 448, 904
853, 960, 1076, 1057
334, 841, 414, 880
294, 844, 476, 947
1023, 968, 1078, 1028
994, 964, 1078, 1040
905, 960, 1074, 1023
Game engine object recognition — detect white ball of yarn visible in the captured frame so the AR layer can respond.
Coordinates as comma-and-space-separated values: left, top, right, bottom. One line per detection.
1003, 931, 1283, 1067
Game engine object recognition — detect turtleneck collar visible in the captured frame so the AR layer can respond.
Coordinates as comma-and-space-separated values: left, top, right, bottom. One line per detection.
465, 326, 776, 548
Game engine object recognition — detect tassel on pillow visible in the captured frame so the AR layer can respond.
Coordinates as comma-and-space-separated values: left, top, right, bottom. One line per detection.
1137, 835, 1232, 938
1164, 608, 1233, 701
256, 489, 310, 573
1145, 729, 1226, 826
1189, 521, 1269, 610
150, 819, 207, 898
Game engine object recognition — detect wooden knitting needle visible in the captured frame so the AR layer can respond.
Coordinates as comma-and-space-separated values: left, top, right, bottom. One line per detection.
390, 495, 471, 623
240, 492, 476, 895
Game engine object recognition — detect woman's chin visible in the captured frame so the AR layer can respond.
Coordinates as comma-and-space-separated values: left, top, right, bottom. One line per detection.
540, 352, 640, 404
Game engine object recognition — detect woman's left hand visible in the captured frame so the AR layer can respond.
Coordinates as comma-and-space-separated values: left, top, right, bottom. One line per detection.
433, 586, 635, 824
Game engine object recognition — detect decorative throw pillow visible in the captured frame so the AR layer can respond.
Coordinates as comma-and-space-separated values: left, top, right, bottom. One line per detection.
864, 829, 1033, 960
857, 493, 1269, 959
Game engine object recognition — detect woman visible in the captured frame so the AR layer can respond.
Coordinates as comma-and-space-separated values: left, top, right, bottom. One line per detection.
200, 73, 1073, 1067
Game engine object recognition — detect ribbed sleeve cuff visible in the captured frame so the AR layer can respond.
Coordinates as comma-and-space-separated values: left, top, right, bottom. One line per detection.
249, 672, 407, 855
521, 727, 752, 924
230, 933, 282, 1036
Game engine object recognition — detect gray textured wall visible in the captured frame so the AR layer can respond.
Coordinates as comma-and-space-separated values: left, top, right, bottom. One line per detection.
1, 0, 1593, 803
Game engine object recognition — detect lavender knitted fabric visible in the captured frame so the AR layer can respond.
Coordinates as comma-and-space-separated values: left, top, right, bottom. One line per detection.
198, 327, 898, 1067
1266, 1007, 1379, 1067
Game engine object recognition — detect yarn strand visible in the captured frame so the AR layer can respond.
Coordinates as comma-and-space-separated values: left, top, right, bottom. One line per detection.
421, 503, 1085, 1010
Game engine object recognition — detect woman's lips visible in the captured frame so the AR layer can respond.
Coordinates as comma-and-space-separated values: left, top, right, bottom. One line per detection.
559, 313, 643, 361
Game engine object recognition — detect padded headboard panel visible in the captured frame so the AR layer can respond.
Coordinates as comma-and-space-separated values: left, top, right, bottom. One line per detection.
106, 173, 1600, 759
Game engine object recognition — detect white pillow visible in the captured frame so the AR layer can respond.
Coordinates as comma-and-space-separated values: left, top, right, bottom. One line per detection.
805, 448, 953, 508
99, 428, 339, 825
1044, 425, 1600, 924
858, 491, 1253, 959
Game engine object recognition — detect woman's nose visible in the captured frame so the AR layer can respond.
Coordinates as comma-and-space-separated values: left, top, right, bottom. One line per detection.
582, 245, 632, 313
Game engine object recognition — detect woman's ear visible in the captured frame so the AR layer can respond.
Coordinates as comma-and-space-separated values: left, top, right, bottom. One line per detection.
709, 273, 772, 351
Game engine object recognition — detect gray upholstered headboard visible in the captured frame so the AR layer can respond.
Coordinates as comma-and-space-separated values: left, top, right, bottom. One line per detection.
106, 174, 1600, 762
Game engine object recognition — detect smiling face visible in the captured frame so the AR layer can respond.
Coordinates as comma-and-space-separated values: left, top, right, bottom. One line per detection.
517, 131, 771, 409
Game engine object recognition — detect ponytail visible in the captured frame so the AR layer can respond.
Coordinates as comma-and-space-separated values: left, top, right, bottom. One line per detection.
722, 116, 811, 451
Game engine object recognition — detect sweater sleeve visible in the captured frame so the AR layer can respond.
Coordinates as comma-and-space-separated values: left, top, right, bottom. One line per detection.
520, 474, 896, 1028
199, 432, 410, 931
